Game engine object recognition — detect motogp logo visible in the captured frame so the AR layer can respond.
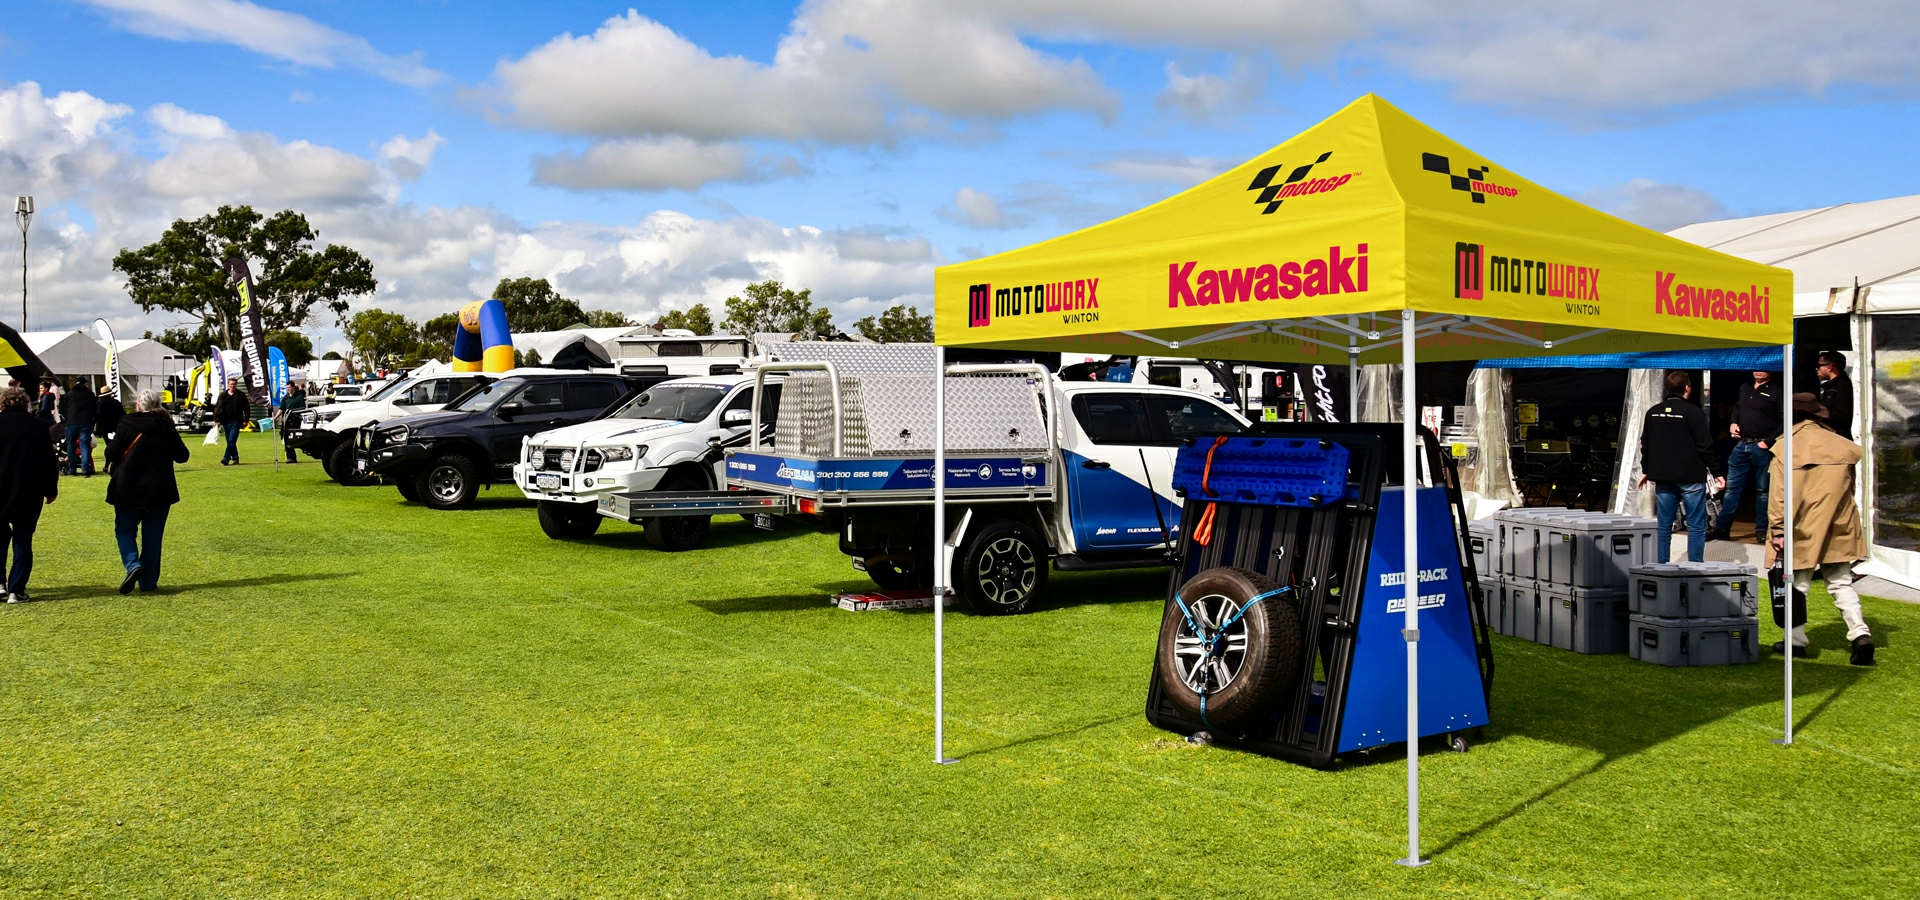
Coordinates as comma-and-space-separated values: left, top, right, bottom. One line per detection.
1422, 153, 1520, 204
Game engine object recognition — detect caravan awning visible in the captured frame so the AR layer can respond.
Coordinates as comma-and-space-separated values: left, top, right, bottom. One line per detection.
935, 95, 1790, 362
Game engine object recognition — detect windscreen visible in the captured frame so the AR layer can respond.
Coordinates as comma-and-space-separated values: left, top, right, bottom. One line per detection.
362, 377, 412, 402
445, 378, 521, 411
608, 384, 729, 421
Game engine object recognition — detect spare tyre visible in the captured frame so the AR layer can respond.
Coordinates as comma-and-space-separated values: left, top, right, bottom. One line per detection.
1155, 566, 1304, 730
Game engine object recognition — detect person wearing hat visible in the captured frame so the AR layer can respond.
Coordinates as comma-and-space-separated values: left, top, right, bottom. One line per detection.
1815, 350, 1854, 441
213, 377, 249, 465
95, 385, 125, 441
1768, 392, 1874, 666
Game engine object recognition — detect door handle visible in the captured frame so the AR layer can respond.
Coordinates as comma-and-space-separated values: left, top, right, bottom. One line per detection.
1081, 460, 1111, 469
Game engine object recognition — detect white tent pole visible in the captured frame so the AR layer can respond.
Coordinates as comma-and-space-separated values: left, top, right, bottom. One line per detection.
934, 344, 954, 765
1349, 346, 1359, 422
1396, 308, 1427, 868
1777, 345, 1794, 745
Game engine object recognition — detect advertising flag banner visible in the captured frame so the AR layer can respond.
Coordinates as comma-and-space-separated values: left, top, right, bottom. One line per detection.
225, 256, 273, 407
210, 346, 229, 396
268, 346, 289, 408
93, 318, 120, 397
0, 320, 53, 384
1294, 362, 1349, 423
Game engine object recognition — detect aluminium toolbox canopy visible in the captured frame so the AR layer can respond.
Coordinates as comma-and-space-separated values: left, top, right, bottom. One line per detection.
928, 93, 1796, 866
934, 94, 1789, 364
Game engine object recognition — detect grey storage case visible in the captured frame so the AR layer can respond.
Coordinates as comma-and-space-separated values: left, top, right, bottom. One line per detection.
1628, 614, 1761, 667
1468, 520, 1499, 578
1540, 585, 1631, 654
1497, 508, 1580, 581
1540, 515, 1659, 591
1629, 563, 1759, 619
1500, 581, 1542, 643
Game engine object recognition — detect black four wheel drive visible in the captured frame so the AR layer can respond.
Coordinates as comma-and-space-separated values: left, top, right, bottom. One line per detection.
364, 373, 634, 510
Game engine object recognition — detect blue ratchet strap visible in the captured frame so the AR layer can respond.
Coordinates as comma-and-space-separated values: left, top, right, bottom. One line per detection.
1171, 585, 1294, 731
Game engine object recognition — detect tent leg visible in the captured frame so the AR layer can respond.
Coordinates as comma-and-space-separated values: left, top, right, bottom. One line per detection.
1774, 345, 1794, 747
933, 345, 956, 765
1349, 350, 1359, 423
1396, 309, 1428, 868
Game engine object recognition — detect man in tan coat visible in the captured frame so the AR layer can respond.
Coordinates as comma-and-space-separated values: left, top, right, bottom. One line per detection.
1768, 392, 1874, 666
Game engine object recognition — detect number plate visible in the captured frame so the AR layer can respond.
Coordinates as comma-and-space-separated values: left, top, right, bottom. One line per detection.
535, 474, 561, 490
752, 514, 775, 531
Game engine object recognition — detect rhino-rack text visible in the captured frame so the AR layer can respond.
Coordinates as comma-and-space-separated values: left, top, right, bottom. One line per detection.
1169, 244, 1369, 307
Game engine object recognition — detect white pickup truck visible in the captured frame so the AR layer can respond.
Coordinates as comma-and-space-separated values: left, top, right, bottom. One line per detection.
512, 373, 780, 546
286, 371, 493, 484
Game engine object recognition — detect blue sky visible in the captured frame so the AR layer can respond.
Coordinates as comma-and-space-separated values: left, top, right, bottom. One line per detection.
5, 0, 1919, 351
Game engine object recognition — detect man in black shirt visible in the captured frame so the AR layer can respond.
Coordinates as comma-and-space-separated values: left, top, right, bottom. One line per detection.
1639, 372, 1725, 562
1816, 351, 1854, 441
58, 378, 98, 476
1712, 370, 1782, 542
213, 378, 250, 465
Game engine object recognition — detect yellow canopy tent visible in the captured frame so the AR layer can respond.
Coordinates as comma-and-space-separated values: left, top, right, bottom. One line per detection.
925, 95, 1798, 865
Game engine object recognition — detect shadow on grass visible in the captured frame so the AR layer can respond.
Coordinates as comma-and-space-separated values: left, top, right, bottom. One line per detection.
1422, 635, 1868, 859
690, 593, 830, 615
955, 711, 1137, 760
29, 572, 345, 603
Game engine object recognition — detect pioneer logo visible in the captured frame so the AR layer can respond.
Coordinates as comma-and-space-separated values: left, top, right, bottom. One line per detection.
1655, 272, 1771, 324
1245, 152, 1357, 214
1422, 153, 1519, 203
969, 279, 1100, 328
1169, 244, 1369, 307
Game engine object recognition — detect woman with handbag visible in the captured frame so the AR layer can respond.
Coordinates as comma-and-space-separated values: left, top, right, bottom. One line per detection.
104, 391, 191, 595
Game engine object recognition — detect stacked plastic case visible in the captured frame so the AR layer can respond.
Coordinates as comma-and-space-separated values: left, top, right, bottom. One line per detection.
1477, 508, 1657, 654
1627, 562, 1761, 666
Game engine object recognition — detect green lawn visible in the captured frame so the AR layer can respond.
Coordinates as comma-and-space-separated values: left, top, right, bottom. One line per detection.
2, 432, 1914, 898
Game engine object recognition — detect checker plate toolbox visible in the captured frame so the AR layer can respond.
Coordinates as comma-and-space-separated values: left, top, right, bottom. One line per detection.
1479, 507, 1657, 655
1626, 561, 1761, 666
1144, 425, 1494, 769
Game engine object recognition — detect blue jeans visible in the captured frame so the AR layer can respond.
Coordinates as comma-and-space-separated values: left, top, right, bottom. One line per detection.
64, 424, 94, 474
1715, 441, 1772, 538
114, 505, 169, 591
1655, 481, 1709, 563
2, 503, 41, 594
222, 422, 241, 463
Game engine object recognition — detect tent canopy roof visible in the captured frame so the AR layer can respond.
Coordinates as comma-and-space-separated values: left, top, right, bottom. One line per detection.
1667, 193, 1920, 316
935, 95, 1791, 364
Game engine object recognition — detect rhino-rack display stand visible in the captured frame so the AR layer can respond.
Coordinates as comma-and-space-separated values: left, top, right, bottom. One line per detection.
1144, 424, 1494, 769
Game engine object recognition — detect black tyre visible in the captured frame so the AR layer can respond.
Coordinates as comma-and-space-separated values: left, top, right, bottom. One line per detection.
396, 477, 422, 503
643, 469, 711, 551
1155, 566, 1304, 730
538, 499, 603, 539
958, 519, 1047, 615
418, 453, 481, 510
327, 439, 376, 487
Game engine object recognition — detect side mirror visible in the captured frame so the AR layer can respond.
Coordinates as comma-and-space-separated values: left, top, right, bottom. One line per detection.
499, 401, 525, 417
721, 408, 752, 426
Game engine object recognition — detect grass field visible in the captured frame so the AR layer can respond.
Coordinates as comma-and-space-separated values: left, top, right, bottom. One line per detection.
2, 432, 1915, 898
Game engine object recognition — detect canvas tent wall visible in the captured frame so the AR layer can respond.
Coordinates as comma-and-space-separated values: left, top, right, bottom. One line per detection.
111, 338, 194, 395
932, 94, 1794, 864
22, 331, 108, 383
1669, 196, 1920, 589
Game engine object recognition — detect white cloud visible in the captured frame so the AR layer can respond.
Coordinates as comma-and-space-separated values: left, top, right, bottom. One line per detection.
1582, 178, 1729, 232
1092, 152, 1235, 186
1154, 60, 1260, 120
531, 137, 804, 192
936, 186, 1020, 229
0, 81, 935, 346
79, 0, 441, 86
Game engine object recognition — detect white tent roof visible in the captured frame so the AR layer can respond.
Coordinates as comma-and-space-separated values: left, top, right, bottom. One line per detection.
512, 327, 643, 363
110, 338, 193, 378
22, 330, 107, 378
1669, 194, 1920, 315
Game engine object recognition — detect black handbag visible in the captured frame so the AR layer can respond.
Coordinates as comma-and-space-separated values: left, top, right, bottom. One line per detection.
1769, 562, 1807, 628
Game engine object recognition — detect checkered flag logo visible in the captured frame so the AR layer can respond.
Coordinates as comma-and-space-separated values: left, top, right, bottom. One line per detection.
1245, 151, 1333, 214
1423, 152, 1494, 203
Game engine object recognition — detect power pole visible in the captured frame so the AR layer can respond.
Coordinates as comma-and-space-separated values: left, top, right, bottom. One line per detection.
14, 196, 31, 330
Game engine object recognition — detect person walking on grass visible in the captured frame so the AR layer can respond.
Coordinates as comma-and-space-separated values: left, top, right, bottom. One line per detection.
0, 387, 58, 603
213, 378, 248, 466
58, 377, 98, 477
278, 380, 306, 463
1712, 370, 1782, 542
1638, 371, 1725, 563
95, 385, 124, 441
1768, 392, 1875, 666
104, 391, 190, 595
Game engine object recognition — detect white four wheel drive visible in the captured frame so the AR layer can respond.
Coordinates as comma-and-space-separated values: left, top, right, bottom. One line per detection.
513, 373, 780, 547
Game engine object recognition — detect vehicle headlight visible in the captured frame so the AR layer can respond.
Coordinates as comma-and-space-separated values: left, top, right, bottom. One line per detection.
600, 446, 635, 462
581, 445, 637, 473
383, 424, 411, 444
316, 409, 342, 425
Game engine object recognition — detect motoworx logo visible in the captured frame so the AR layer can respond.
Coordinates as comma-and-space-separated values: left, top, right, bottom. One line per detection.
1245, 152, 1358, 214
1655, 273, 1771, 324
968, 279, 1101, 328
1454, 242, 1603, 315
1422, 153, 1519, 204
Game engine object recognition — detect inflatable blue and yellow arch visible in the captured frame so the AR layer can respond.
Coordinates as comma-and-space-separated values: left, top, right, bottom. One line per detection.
452, 298, 514, 373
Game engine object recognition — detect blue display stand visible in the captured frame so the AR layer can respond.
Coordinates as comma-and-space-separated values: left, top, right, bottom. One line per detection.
1337, 486, 1490, 752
